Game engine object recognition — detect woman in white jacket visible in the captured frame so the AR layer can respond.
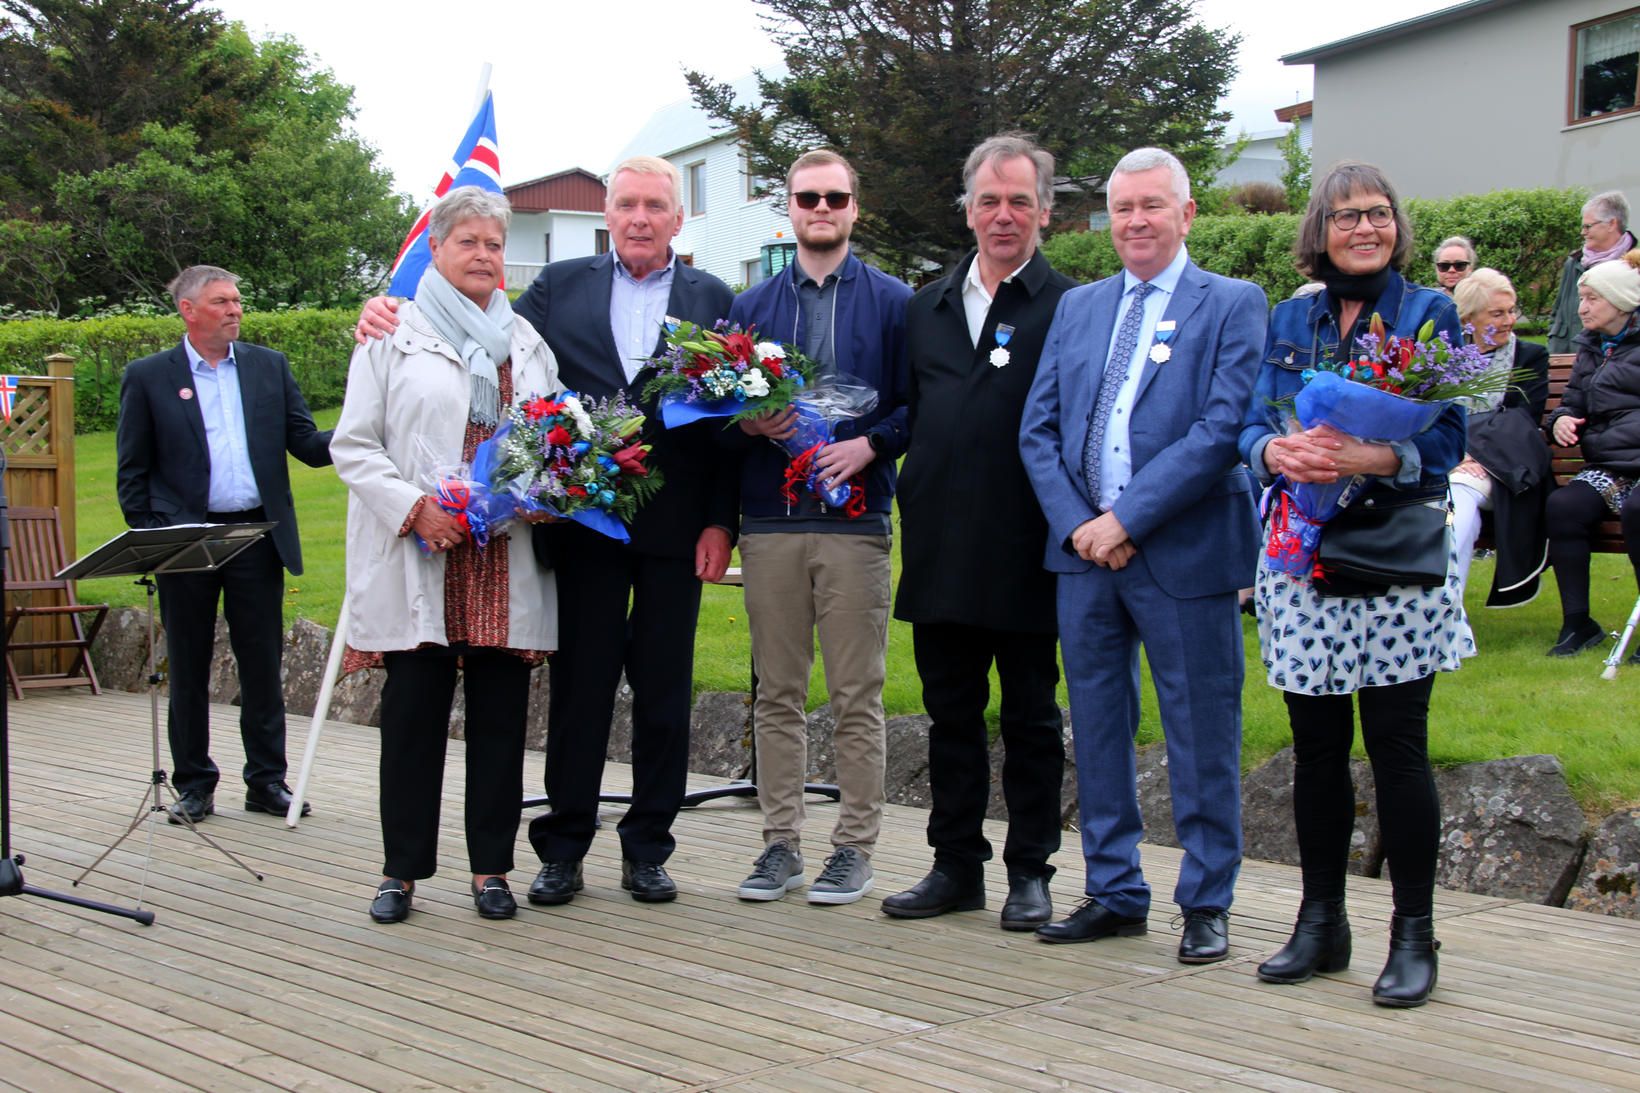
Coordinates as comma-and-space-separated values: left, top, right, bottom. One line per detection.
332, 187, 560, 924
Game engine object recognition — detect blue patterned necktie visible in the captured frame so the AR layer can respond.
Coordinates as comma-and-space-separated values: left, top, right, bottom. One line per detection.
1082, 281, 1154, 499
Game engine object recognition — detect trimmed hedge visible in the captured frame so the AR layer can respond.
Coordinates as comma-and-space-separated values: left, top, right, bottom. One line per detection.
1041, 188, 1585, 320
0, 309, 357, 432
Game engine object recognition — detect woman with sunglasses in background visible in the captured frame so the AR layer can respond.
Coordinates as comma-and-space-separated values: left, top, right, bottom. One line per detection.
1432, 236, 1476, 296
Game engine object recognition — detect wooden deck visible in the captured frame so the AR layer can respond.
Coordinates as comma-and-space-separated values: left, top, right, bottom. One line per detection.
3, 690, 1639, 1092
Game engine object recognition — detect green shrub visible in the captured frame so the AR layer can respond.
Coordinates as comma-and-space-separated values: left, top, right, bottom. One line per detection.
0, 308, 358, 431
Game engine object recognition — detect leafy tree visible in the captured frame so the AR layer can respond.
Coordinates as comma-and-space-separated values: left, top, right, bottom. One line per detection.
1279, 125, 1311, 212
0, 1, 411, 311
687, 0, 1240, 271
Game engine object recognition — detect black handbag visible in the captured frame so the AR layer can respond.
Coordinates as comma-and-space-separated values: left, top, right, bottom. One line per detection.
1313, 490, 1451, 598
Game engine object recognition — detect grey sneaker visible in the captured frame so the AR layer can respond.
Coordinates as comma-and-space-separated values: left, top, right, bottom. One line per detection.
808, 845, 874, 905
738, 840, 804, 901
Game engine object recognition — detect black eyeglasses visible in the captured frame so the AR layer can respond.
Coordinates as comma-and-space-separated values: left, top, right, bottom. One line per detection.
1435, 260, 1471, 273
793, 191, 853, 210
1326, 204, 1395, 230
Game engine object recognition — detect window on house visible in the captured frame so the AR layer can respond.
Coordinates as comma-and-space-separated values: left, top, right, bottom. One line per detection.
761, 241, 797, 281
595, 229, 610, 256
742, 153, 773, 201
543, 233, 551, 263
742, 258, 762, 286
1572, 9, 1640, 123
688, 161, 707, 216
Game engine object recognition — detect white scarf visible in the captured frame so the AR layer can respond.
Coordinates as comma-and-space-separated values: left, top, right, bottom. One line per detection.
414, 266, 513, 427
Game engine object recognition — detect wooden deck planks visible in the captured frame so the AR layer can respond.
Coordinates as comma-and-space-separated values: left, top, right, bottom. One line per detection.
3, 691, 1639, 1092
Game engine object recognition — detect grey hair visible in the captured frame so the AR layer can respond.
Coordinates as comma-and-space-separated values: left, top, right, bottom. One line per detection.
429, 186, 512, 242
610, 155, 684, 209
1452, 267, 1514, 325
168, 265, 239, 307
1293, 160, 1414, 278
1584, 190, 1631, 231
960, 132, 1054, 211
1109, 147, 1190, 205
1435, 235, 1477, 264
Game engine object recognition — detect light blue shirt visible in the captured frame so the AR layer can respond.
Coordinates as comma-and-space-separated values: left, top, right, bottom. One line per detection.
184, 338, 261, 513
610, 252, 676, 383
1096, 244, 1190, 511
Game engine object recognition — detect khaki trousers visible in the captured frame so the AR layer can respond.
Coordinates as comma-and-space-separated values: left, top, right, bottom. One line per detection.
740, 531, 891, 855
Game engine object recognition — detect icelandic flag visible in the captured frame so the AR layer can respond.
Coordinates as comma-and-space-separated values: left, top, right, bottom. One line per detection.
0, 374, 17, 421
386, 92, 503, 298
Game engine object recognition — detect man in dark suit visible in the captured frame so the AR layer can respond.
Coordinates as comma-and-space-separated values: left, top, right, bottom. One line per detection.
116, 265, 334, 824
882, 134, 1075, 931
357, 158, 736, 903
1019, 148, 1265, 964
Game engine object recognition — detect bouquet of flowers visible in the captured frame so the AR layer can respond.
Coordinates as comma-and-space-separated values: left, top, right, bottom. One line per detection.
1263, 313, 1522, 578
418, 391, 663, 548
643, 318, 879, 509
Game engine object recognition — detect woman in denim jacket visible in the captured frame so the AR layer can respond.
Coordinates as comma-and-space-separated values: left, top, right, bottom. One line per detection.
1237, 162, 1472, 1008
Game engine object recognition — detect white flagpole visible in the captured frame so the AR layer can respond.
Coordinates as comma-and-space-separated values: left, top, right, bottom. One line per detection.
287, 592, 348, 827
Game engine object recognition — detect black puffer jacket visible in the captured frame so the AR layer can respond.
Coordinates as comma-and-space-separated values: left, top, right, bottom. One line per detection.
1549, 321, 1640, 476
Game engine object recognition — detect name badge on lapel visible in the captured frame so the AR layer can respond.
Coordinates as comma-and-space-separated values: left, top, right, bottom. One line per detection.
990, 323, 1014, 368
1149, 320, 1176, 364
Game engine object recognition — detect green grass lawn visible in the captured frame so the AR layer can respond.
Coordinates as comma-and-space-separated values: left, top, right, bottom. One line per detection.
74, 415, 1639, 814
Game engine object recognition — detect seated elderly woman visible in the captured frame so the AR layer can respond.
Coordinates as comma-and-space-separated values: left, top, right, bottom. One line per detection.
1432, 236, 1477, 296
1544, 249, 1640, 659
1550, 191, 1635, 354
1448, 268, 1552, 606
332, 186, 562, 923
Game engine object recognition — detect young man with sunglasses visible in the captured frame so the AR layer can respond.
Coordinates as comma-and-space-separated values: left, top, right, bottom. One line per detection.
727, 149, 912, 906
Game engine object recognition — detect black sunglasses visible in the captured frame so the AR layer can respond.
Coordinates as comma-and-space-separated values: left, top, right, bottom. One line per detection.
1435, 261, 1471, 273
793, 190, 853, 210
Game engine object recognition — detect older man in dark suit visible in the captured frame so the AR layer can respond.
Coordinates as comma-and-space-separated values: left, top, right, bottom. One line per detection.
358, 157, 737, 903
882, 134, 1076, 931
117, 265, 334, 824
1019, 147, 1265, 964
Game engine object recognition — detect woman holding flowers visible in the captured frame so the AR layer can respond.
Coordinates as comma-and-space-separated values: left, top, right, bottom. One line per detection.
1238, 161, 1472, 1008
332, 186, 561, 924
1543, 249, 1640, 660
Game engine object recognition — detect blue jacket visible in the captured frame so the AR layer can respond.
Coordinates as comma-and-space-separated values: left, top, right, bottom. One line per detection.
727, 252, 912, 519
1238, 270, 1467, 500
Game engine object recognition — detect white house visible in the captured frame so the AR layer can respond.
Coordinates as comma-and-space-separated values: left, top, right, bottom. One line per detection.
1214, 126, 1291, 189
502, 168, 607, 286
610, 77, 796, 288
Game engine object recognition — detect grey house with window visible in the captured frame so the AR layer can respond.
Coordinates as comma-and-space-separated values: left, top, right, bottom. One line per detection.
1285, 0, 1638, 199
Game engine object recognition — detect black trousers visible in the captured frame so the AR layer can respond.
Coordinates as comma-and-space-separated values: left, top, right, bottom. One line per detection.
1547, 478, 1640, 620
378, 647, 531, 880
156, 531, 286, 796
528, 528, 702, 864
1284, 673, 1439, 917
913, 622, 1064, 881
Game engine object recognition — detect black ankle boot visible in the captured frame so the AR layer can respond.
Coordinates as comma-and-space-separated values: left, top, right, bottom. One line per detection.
1373, 913, 1440, 1007
1257, 898, 1351, 984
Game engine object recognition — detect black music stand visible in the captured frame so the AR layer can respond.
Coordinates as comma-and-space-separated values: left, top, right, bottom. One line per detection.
60, 523, 274, 899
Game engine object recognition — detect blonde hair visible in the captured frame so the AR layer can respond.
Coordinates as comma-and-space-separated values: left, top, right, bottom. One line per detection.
608, 156, 682, 209
786, 148, 859, 198
1452, 267, 1513, 325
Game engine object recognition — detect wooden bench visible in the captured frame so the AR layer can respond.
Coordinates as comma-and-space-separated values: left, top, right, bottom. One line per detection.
4, 505, 108, 699
1545, 353, 1626, 553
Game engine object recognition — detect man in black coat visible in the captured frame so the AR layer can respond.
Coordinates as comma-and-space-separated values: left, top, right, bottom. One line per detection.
882, 134, 1077, 930
357, 158, 737, 903
116, 265, 334, 824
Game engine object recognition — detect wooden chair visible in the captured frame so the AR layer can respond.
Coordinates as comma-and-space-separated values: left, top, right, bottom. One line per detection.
4, 505, 108, 699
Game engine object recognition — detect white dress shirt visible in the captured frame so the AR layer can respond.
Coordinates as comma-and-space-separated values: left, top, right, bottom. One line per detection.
183, 337, 261, 512
961, 256, 1031, 347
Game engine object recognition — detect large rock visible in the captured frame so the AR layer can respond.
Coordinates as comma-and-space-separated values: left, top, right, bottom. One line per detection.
328, 664, 384, 728
89, 606, 163, 693
206, 615, 238, 704
1435, 754, 1587, 905
604, 674, 635, 762
281, 617, 336, 717
1135, 742, 1177, 848
690, 691, 753, 778
1240, 748, 1381, 875
522, 667, 550, 751
884, 713, 933, 810
1565, 808, 1640, 919
804, 702, 839, 782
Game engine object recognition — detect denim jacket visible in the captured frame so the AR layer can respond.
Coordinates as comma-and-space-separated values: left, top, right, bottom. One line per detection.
1237, 269, 1467, 501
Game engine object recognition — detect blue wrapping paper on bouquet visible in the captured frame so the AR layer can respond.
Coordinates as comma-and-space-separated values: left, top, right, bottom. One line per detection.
1263, 372, 1449, 578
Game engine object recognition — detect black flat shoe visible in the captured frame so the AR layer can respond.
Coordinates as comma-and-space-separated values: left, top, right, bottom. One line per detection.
621, 859, 677, 902
1177, 908, 1230, 964
245, 780, 311, 817
1373, 913, 1440, 1007
1000, 873, 1053, 931
472, 877, 517, 920
527, 860, 584, 905
167, 789, 214, 825
1035, 897, 1147, 944
881, 869, 984, 919
1548, 617, 1604, 657
1258, 898, 1351, 984
370, 879, 412, 924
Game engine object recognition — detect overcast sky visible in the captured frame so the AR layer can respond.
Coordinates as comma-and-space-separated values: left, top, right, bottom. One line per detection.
207, 0, 1451, 199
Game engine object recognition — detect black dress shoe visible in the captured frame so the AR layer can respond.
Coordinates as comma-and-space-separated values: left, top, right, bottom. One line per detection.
245, 781, 311, 817
370, 879, 412, 923
881, 869, 984, 919
527, 860, 584, 905
472, 877, 517, 920
167, 789, 215, 825
1548, 617, 1604, 656
1000, 873, 1053, 931
1035, 898, 1147, 944
1373, 913, 1440, 1007
1258, 898, 1351, 984
622, 859, 677, 902
1177, 907, 1230, 964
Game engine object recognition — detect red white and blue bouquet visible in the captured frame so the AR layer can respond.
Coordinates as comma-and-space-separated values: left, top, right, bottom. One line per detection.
644, 318, 878, 509
1263, 313, 1521, 578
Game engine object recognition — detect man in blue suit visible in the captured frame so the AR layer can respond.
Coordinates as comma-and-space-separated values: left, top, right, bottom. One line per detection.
1019, 147, 1265, 964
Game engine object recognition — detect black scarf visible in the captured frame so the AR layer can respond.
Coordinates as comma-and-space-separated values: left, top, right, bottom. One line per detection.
1315, 256, 1392, 303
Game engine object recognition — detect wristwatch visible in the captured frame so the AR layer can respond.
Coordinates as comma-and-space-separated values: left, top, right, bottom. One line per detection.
866, 432, 885, 455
